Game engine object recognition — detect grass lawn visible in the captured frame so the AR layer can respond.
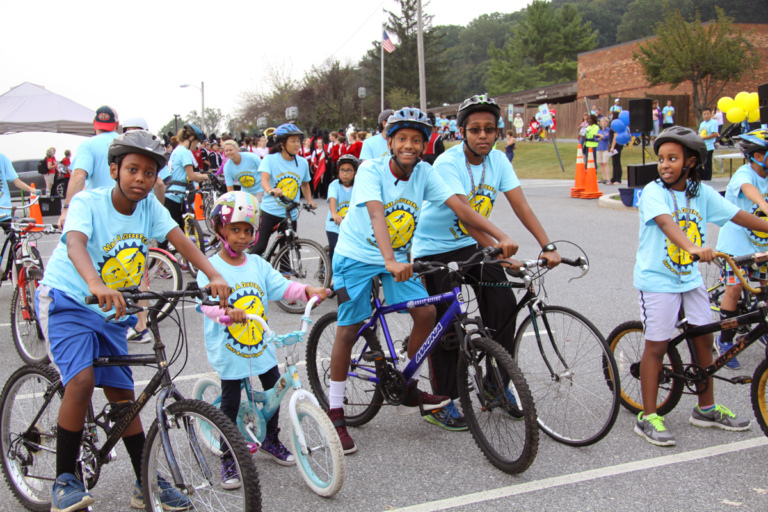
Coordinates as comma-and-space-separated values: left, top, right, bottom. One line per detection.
445, 140, 737, 181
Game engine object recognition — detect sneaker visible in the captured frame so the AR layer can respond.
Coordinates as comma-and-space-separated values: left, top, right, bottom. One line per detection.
424, 400, 468, 431
131, 476, 191, 510
484, 380, 524, 420
328, 408, 357, 454
690, 404, 751, 431
635, 412, 676, 446
715, 335, 741, 370
127, 327, 152, 344
220, 457, 241, 490
758, 334, 768, 350
397, 381, 451, 416
51, 473, 95, 512
260, 428, 295, 466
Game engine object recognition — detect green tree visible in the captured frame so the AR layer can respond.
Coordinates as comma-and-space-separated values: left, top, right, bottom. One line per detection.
187, 108, 225, 136
634, 7, 760, 123
157, 115, 187, 139
386, 87, 420, 110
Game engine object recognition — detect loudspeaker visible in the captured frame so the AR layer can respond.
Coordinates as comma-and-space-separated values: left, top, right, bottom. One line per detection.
628, 163, 659, 188
629, 99, 653, 133
39, 197, 61, 216
759, 82, 768, 124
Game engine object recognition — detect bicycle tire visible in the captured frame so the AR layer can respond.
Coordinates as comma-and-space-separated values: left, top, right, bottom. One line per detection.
182, 217, 205, 278
144, 249, 183, 323
608, 320, 684, 416
272, 239, 331, 314
190, 377, 225, 454
0, 364, 63, 511
306, 312, 384, 427
291, 401, 345, 497
513, 305, 620, 446
142, 399, 262, 512
203, 194, 217, 235
457, 337, 538, 474
751, 358, 768, 437
11, 272, 48, 365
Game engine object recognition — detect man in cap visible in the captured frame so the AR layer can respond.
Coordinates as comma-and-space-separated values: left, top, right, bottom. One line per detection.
360, 109, 393, 161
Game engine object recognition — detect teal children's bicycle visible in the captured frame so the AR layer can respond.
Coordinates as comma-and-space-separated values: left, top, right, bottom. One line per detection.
192, 296, 345, 497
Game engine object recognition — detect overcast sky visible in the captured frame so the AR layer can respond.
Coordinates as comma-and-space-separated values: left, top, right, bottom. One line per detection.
1, 0, 531, 160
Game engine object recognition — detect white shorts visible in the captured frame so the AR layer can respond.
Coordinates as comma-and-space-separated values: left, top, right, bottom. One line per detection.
638, 284, 711, 341
597, 150, 610, 164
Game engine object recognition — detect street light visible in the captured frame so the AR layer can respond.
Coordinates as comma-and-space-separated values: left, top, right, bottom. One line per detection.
180, 82, 205, 135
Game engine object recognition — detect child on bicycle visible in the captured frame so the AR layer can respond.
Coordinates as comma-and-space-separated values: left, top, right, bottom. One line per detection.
714, 130, 768, 370
633, 126, 768, 446
326, 154, 357, 263
328, 107, 518, 454
197, 191, 329, 487
36, 130, 230, 511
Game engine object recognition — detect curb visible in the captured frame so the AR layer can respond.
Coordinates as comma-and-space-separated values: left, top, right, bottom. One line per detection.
598, 194, 637, 211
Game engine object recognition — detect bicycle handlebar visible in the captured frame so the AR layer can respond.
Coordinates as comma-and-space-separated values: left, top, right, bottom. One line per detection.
0, 195, 41, 210
712, 252, 763, 295
85, 284, 209, 306
0, 220, 61, 234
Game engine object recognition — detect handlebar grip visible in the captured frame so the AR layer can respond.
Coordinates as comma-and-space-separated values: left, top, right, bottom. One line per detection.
561, 257, 587, 267
85, 296, 99, 305
484, 247, 503, 257
412, 261, 427, 273
691, 254, 700, 262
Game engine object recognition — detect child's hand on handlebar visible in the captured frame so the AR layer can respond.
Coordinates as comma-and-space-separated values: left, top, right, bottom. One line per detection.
689, 246, 715, 263
500, 258, 524, 271
542, 250, 561, 269
386, 260, 413, 282
207, 276, 231, 307
308, 201, 318, 210
271, 188, 283, 197
495, 236, 519, 259
88, 282, 127, 320
225, 307, 248, 324
306, 286, 330, 302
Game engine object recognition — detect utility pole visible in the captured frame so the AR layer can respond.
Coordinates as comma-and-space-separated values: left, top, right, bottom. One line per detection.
417, 0, 427, 111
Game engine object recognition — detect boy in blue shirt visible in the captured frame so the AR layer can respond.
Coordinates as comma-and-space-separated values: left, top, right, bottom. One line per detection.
0, 153, 37, 219
328, 108, 518, 453
359, 109, 392, 161
326, 154, 358, 263
698, 107, 720, 180
714, 130, 768, 370
37, 131, 229, 511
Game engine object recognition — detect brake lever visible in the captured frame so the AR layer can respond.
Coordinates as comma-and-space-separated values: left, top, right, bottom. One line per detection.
567, 257, 589, 283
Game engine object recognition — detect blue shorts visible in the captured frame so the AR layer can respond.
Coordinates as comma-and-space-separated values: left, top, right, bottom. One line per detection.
36, 285, 136, 390
332, 254, 428, 326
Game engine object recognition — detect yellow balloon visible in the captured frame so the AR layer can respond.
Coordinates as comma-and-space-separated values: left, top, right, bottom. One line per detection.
748, 108, 761, 122
745, 92, 760, 113
717, 97, 735, 113
726, 107, 747, 124
734, 91, 749, 111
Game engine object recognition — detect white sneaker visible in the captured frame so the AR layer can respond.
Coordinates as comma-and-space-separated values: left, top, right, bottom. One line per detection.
127, 327, 152, 344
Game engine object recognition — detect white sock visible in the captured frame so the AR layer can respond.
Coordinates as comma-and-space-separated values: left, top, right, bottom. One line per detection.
329, 380, 347, 410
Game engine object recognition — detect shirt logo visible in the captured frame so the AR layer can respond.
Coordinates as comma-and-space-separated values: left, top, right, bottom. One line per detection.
98, 240, 147, 290
225, 290, 268, 357
276, 175, 299, 201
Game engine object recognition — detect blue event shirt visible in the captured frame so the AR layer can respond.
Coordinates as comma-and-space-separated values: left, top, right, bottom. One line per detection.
449, 120, 457, 132
0, 153, 19, 220
166, 145, 194, 203
662, 106, 675, 124
158, 165, 170, 181
359, 134, 389, 161
259, 153, 310, 220
597, 128, 611, 151
633, 180, 738, 293
412, 145, 519, 258
41, 188, 177, 318
71, 131, 119, 191
224, 152, 263, 196
699, 119, 719, 151
325, 179, 353, 234
197, 254, 290, 380
716, 164, 768, 256
334, 156, 453, 265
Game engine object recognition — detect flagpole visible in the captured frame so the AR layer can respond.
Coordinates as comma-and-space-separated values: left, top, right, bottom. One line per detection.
381, 22, 385, 112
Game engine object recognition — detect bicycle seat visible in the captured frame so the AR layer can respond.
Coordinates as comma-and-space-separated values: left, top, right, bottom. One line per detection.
17, 217, 37, 224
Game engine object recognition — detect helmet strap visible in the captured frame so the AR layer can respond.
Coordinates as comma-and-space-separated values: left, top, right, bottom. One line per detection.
662, 166, 689, 190
390, 153, 419, 185
750, 154, 768, 172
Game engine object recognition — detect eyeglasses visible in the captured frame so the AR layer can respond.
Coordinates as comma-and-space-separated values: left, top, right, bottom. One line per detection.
466, 127, 498, 135
338, 168, 356, 173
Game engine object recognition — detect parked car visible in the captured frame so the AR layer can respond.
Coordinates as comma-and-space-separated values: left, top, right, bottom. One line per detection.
10, 159, 69, 198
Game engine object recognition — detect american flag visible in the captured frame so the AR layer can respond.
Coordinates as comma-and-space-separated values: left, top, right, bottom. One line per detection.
382, 30, 396, 53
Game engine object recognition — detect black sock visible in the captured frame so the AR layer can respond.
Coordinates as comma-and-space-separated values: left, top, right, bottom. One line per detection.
719, 308, 738, 343
122, 432, 146, 482
56, 425, 83, 478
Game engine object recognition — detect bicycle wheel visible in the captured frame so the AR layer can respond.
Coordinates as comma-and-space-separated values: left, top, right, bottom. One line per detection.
272, 239, 331, 314
144, 249, 183, 323
457, 337, 538, 474
191, 377, 224, 454
306, 312, 384, 426
751, 358, 768, 437
291, 401, 345, 497
142, 399, 261, 512
203, 194, 217, 235
11, 273, 48, 365
608, 320, 684, 416
0, 364, 62, 511
513, 305, 620, 446
182, 217, 205, 278
703, 257, 725, 321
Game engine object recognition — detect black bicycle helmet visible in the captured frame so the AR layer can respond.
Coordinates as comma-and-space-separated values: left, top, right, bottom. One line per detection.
337, 154, 359, 171
734, 130, 768, 156
109, 130, 168, 170
385, 107, 431, 141
456, 94, 501, 128
653, 126, 707, 166
273, 123, 304, 141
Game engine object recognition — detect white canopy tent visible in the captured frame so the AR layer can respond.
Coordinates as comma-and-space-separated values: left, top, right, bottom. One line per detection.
0, 82, 95, 136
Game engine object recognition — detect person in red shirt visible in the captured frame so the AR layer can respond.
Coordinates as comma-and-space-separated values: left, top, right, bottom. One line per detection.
60, 150, 72, 178
45, 147, 58, 196
347, 132, 362, 159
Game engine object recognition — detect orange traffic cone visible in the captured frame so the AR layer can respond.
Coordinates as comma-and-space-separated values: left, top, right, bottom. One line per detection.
194, 189, 205, 221
569, 144, 586, 198
579, 149, 603, 199
28, 184, 44, 231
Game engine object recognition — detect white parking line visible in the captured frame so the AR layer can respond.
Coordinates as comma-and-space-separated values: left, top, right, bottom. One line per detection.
390, 437, 768, 512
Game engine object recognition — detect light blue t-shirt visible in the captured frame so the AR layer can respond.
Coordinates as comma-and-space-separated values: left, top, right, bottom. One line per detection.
166, 145, 194, 203
359, 134, 389, 161
716, 164, 768, 256
449, 119, 457, 132
325, 179, 353, 234
699, 119, 719, 151
0, 153, 19, 220
413, 145, 519, 258
197, 254, 290, 380
224, 152, 263, 196
633, 181, 738, 293
662, 106, 675, 124
259, 153, 310, 220
610, 105, 622, 113
158, 165, 170, 181
334, 156, 454, 265
41, 188, 178, 318
71, 131, 119, 191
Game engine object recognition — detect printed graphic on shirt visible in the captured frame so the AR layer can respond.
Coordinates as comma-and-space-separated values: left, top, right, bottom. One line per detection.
367, 198, 419, 251
452, 192, 494, 239
748, 202, 768, 248
276, 173, 299, 202
99, 237, 148, 289
664, 211, 702, 274
237, 172, 256, 188
336, 201, 349, 218
226, 289, 268, 357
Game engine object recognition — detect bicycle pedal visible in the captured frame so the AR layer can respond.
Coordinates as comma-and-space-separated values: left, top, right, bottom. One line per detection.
361, 351, 384, 362
730, 376, 752, 384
